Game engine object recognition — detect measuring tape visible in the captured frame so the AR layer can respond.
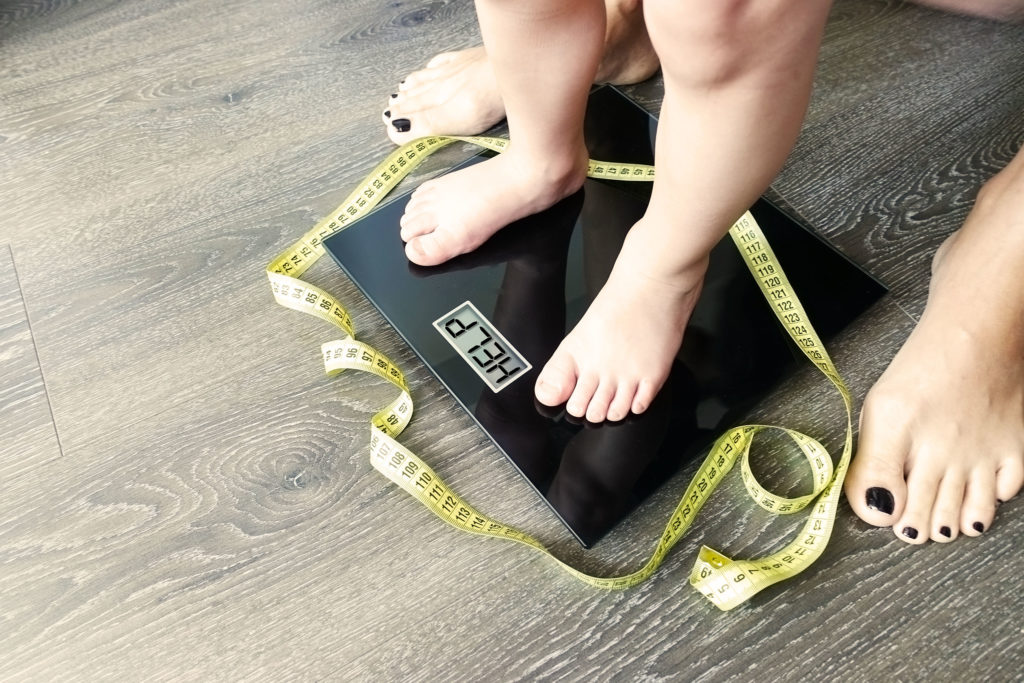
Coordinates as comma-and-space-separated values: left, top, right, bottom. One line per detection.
266, 135, 854, 611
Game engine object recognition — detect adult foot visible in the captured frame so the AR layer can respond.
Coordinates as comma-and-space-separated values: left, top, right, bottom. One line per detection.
382, 0, 660, 145
399, 143, 589, 266
844, 161, 1024, 544
534, 223, 706, 423
383, 48, 504, 145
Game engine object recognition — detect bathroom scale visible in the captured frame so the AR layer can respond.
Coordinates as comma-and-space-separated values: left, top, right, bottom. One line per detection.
324, 86, 887, 547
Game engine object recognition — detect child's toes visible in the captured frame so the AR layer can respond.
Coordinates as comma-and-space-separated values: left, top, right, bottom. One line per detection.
535, 352, 579, 408
606, 381, 638, 422
399, 210, 437, 241
405, 230, 460, 266
585, 381, 618, 423
631, 378, 662, 415
565, 372, 599, 419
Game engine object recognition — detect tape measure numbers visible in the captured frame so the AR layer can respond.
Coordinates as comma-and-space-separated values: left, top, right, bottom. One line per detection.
266, 136, 854, 611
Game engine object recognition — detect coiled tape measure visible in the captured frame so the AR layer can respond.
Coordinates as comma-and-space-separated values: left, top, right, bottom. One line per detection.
266, 135, 854, 611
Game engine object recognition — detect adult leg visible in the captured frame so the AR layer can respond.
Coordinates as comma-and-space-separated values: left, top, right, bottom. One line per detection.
909, 0, 1024, 21
382, 0, 658, 144
845, 146, 1024, 543
534, 0, 833, 422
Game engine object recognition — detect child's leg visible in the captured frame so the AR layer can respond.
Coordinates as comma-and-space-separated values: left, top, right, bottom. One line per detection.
534, 0, 833, 423
383, 0, 657, 145
845, 147, 1024, 543
399, 0, 604, 266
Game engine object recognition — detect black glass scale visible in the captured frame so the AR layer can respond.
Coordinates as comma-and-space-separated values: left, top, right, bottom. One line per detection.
324, 86, 886, 547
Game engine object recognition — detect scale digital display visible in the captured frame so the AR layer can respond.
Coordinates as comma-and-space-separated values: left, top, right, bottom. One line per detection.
433, 301, 532, 393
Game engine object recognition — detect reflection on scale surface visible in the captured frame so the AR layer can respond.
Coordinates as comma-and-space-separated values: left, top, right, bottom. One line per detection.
325, 86, 886, 547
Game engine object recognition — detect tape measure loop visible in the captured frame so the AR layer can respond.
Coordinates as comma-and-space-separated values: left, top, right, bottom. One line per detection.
737, 425, 833, 515
268, 138, 857, 610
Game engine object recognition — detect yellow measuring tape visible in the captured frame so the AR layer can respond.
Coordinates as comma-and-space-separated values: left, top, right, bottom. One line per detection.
266, 135, 854, 611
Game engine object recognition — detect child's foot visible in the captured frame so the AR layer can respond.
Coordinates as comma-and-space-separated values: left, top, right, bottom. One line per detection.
383, 0, 659, 145
534, 223, 707, 423
845, 166, 1024, 543
400, 143, 589, 266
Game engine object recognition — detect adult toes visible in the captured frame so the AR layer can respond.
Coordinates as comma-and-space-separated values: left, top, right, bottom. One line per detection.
995, 455, 1023, 502
399, 71, 432, 92
929, 474, 965, 543
961, 467, 997, 536
387, 117, 417, 145
845, 393, 911, 527
535, 352, 578, 408
426, 51, 461, 69
892, 453, 942, 545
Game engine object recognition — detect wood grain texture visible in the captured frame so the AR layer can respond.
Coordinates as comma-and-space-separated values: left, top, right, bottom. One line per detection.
0, 0, 1022, 680
0, 244, 61, 481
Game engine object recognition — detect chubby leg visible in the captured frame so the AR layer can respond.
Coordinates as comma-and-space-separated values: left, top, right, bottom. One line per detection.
383, 0, 658, 144
845, 147, 1024, 543
534, 0, 833, 422
399, 0, 603, 266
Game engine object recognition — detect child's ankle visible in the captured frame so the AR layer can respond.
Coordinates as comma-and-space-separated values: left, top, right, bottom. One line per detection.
619, 218, 712, 285
504, 138, 589, 194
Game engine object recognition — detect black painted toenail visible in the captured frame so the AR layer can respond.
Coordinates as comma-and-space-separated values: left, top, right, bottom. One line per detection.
973, 521, 984, 533
390, 93, 398, 99
940, 526, 951, 538
400, 79, 406, 84
866, 487, 895, 515
392, 118, 411, 133
903, 526, 918, 539
384, 109, 391, 118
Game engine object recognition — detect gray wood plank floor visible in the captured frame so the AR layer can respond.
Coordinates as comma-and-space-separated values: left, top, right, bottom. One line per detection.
1, 0, 1021, 680
0, 244, 62, 481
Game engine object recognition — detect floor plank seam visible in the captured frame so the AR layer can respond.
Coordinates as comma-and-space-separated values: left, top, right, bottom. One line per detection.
891, 297, 922, 325
6, 242, 65, 459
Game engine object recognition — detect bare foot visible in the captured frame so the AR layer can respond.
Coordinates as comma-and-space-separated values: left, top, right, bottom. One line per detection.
400, 143, 589, 266
845, 160, 1024, 544
534, 223, 706, 422
383, 0, 660, 144
383, 48, 504, 145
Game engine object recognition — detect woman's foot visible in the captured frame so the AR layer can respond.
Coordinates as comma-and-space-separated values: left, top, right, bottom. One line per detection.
534, 222, 706, 423
383, 0, 659, 145
382, 48, 504, 145
845, 160, 1024, 543
400, 142, 589, 266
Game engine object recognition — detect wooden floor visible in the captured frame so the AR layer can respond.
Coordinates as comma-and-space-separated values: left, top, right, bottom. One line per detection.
1, 0, 1022, 680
